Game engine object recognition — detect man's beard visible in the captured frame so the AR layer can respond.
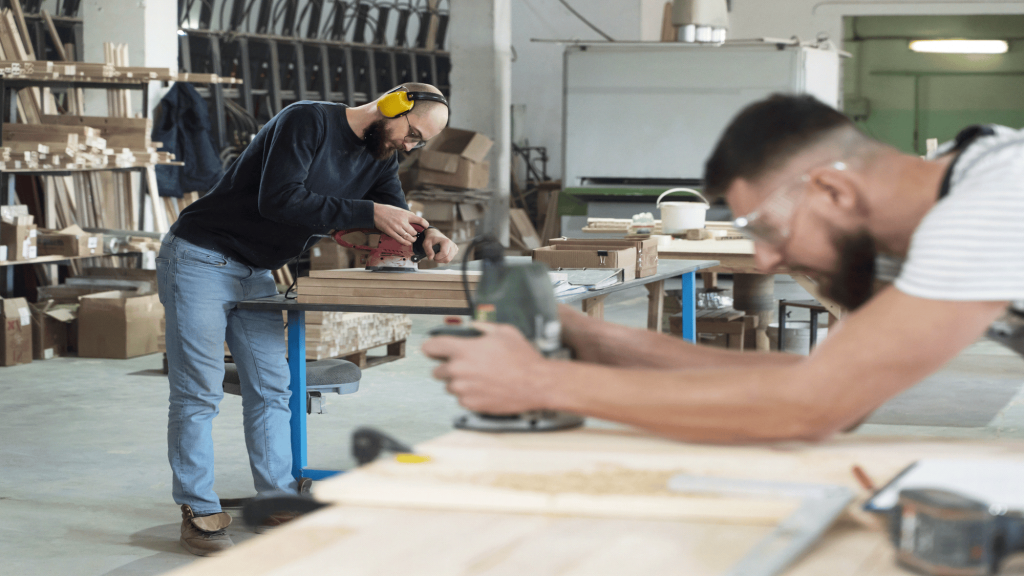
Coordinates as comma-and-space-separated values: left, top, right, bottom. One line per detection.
815, 229, 877, 311
363, 118, 396, 161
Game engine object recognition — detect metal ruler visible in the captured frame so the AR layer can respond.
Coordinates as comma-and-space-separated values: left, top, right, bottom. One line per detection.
667, 474, 855, 576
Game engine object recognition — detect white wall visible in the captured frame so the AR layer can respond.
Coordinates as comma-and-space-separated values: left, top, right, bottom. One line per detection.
450, 0, 513, 240
513, 0, 1024, 180
730, 0, 1024, 45
511, 0, 651, 181
82, 0, 179, 117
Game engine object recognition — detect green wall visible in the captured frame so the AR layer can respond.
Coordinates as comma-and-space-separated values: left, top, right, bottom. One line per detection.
843, 15, 1024, 154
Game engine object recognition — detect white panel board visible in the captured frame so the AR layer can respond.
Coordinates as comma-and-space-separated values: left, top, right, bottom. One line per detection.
563, 44, 840, 184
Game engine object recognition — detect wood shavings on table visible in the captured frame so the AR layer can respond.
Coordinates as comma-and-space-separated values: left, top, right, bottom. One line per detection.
485, 466, 686, 497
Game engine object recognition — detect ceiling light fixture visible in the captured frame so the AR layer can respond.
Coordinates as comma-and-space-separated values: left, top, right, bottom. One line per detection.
909, 39, 1008, 54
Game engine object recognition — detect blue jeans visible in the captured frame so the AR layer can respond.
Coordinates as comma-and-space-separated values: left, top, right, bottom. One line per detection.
157, 233, 295, 514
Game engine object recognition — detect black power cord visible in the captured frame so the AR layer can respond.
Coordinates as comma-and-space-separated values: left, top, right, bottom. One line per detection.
285, 233, 331, 300
461, 235, 503, 314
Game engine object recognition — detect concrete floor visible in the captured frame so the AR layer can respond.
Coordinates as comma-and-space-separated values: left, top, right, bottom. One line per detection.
2, 277, 1023, 575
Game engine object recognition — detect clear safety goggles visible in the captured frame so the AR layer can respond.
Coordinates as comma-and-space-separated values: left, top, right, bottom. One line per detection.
732, 161, 848, 247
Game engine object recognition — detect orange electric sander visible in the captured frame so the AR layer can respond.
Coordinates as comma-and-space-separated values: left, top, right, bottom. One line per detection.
332, 223, 440, 272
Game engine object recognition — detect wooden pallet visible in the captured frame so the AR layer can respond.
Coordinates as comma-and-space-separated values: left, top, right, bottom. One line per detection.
215, 338, 408, 371
340, 339, 406, 369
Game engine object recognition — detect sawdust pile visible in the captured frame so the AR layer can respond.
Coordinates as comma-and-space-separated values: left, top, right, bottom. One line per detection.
485, 467, 685, 496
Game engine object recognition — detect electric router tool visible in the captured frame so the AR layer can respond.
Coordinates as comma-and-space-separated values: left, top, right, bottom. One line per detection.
430, 235, 585, 432
333, 223, 439, 272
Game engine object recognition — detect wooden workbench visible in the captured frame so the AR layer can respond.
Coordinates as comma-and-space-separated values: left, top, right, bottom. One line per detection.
165, 427, 1024, 576
658, 238, 839, 317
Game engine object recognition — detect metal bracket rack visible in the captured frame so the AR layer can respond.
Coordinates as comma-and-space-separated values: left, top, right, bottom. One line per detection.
178, 1, 451, 151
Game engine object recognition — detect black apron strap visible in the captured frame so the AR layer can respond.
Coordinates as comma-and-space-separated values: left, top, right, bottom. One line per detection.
937, 125, 997, 200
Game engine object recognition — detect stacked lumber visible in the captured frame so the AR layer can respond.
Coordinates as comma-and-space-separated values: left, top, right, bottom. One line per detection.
0, 7, 163, 242
0, 60, 243, 84
584, 218, 666, 235
297, 269, 479, 308
583, 218, 743, 239
299, 312, 413, 361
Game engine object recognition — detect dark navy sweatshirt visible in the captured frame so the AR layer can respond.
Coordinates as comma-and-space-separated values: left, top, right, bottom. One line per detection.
170, 101, 407, 270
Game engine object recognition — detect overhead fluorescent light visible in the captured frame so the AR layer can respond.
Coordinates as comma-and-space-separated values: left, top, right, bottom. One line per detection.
909, 39, 1008, 54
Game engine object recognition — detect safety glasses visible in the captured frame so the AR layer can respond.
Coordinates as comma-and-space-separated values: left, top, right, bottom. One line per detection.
403, 115, 427, 150
733, 161, 847, 247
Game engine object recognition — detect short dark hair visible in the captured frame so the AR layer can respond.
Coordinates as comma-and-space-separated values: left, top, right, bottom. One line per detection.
703, 94, 856, 197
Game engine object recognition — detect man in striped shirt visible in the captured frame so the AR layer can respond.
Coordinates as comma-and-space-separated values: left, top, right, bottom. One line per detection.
425, 94, 1023, 443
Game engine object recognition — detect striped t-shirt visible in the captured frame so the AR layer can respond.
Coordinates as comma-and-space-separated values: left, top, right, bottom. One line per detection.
894, 125, 1024, 312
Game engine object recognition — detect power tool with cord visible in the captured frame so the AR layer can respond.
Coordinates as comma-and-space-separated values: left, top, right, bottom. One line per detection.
332, 223, 441, 272
883, 488, 1024, 576
429, 235, 584, 432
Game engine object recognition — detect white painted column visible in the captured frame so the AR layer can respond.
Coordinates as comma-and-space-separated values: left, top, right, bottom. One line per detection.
82, 0, 179, 117
449, 0, 512, 243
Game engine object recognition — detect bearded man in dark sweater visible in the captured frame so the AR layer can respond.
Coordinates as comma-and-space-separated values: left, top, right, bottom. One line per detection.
157, 82, 455, 556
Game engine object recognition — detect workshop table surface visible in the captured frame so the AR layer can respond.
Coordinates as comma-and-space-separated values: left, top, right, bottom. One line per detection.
659, 238, 844, 320
231, 259, 717, 481
236, 259, 719, 314
658, 238, 763, 274
165, 427, 1024, 576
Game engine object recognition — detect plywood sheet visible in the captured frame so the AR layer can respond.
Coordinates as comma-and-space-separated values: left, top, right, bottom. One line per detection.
309, 269, 482, 281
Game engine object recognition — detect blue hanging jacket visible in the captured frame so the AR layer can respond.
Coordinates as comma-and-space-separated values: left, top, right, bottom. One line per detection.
151, 83, 223, 198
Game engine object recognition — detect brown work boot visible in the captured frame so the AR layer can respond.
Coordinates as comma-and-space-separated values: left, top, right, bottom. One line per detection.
179, 504, 234, 556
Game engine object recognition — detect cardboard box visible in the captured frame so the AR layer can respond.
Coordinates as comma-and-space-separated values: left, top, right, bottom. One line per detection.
416, 159, 490, 190
0, 205, 30, 224
30, 302, 75, 360
83, 267, 157, 285
1, 221, 37, 261
1, 297, 33, 366
417, 200, 486, 224
420, 127, 493, 164
406, 128, 494, 191
78, 291, 163, 359
548, 237, 659, 278
532, 246, 637, 281
37, 225, 100, 257
310, 238, 353, 270
435, 220, 477, 244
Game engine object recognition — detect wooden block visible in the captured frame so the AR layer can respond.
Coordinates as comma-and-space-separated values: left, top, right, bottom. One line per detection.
298, 277, 479, 290
309, 269, 482, 282
297, 286, 469, 300
582, 294, 607, 319
695, 308, 745, 322
297, 295, 470, 308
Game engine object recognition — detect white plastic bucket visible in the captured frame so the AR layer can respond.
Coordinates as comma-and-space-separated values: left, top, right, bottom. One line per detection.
767, 321, 829, 355
657, 188, 710, 234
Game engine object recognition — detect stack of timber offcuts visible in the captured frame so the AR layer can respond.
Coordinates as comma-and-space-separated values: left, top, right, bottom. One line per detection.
299, 312, 412, 361
296, 269, 480, 309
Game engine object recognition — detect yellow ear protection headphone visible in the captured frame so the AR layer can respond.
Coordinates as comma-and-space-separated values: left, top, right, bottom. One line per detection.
377, 87, 449, 118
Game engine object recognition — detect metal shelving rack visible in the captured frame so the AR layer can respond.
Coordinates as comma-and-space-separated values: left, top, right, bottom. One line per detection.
0, 76, 153, 296
178, 0, 451, 150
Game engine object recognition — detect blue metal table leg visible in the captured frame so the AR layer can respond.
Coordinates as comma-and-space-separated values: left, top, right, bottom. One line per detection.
681, 271, 697, 343
287, 309, 307, 480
